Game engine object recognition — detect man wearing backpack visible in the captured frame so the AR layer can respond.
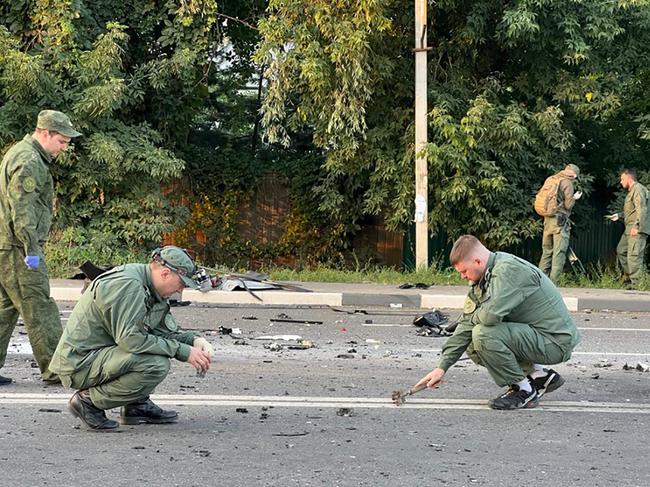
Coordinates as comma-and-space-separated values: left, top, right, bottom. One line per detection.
606, 169, 650, 287
536, 164, 582, 283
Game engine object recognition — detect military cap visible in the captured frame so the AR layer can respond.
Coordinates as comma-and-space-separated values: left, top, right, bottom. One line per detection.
37, 110, 82, 138
565, 163, 580, 177
151, 246, 199, 289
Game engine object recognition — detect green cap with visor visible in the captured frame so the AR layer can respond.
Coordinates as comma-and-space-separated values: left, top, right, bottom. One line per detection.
151, 246, 199, 289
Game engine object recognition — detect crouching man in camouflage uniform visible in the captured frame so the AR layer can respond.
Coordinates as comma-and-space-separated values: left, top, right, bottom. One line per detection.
49, 246, 214, 431
415, 235, 580, 410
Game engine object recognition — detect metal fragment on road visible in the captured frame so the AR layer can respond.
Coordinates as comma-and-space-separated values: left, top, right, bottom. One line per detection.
391, 383, 428, 406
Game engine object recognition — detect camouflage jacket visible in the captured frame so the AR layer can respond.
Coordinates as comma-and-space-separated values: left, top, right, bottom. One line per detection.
0, 135, 54, 254
622, 181, 650, 235
437, 252, 579, 371
49, 264, 197, 377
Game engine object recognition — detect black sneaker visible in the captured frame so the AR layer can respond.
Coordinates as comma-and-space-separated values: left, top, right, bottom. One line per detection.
488, 385, 539, 410
528, 368, 565, 397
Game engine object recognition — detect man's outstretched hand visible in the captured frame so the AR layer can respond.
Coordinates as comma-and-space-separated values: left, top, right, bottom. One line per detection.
414, 367, 446, 390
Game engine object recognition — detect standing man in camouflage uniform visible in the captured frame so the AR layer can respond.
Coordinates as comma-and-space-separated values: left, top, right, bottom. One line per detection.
607, 169, 650, 286
49, 246, 214, 431
414, 235, 580, 410
538, 164, 582, 283
0, 110, 82, 386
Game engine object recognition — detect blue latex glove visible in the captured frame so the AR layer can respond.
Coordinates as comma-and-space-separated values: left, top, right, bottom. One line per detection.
24, 255, 40, 270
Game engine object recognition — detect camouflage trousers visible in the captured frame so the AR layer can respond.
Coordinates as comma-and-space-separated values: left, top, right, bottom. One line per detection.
0, 248, 61, 382
539, 227, 570, 283
617, 232, 648, 285
61, 347, 170, 409
465, 322, 578, 387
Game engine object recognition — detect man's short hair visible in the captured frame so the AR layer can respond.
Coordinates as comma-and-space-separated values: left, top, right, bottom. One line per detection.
450, 235, 482, 266
621, 168, 637, 180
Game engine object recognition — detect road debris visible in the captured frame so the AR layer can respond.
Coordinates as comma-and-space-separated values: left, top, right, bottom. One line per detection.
287, 340, 315, 350
218, 326, 242, 336
254, 335, 303, 341
623, 362, 650, 372
398, 283, 430, 289
336, 354, 355, 359
392, 383, 428, 406
272, 431, 310, 437
236, 408, 249, 413
270, 318, 323, 325
413, 309, 456, 337
336, 408, 353, 417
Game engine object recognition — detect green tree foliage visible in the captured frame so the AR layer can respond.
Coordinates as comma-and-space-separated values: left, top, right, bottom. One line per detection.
0, 0, 218, 251
256, 0, 650, 248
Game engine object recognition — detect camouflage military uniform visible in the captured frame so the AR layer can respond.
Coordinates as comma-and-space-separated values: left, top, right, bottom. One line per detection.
49, 264, 198, 409
437, 252, 580, 387
0, 135, 61, 382
538, 170, 577, 283
616, 181, 650, 285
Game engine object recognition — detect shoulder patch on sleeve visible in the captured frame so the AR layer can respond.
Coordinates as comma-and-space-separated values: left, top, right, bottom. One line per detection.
22, 176, 37, 193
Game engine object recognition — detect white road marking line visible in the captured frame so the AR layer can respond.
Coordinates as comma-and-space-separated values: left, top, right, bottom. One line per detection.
1, 393, 649, 414
411, 348, 650, 357
361, 324, 412, 327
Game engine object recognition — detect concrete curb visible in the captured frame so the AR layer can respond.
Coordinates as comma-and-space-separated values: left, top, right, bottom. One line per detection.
49, 281, 646, 312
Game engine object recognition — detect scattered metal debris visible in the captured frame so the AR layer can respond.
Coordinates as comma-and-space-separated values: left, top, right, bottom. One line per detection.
254, 335, 303, 341
287, 340, 315, 350
236, 408, 249, 413
270, 318, 323, 325
218, 326, 242, 336
594, 361, 613, 368
336, 354, 355, 359
242, 315, 258, 320
392, 383, 428, 406
623, 362, 650, 372
413, 309, 456, 337
272, 432, 310, 437
336, 408, 353, 417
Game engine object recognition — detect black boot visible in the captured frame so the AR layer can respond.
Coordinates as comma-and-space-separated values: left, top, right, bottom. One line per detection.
0, 375, 12, 385
68, 390, 119, 431
119, 397, 178, 425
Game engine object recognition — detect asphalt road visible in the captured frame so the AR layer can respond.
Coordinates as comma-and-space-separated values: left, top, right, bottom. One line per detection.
1, 303, 650, 487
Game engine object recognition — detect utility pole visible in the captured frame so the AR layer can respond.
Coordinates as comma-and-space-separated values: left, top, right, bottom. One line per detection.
414, 0, 430, 269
